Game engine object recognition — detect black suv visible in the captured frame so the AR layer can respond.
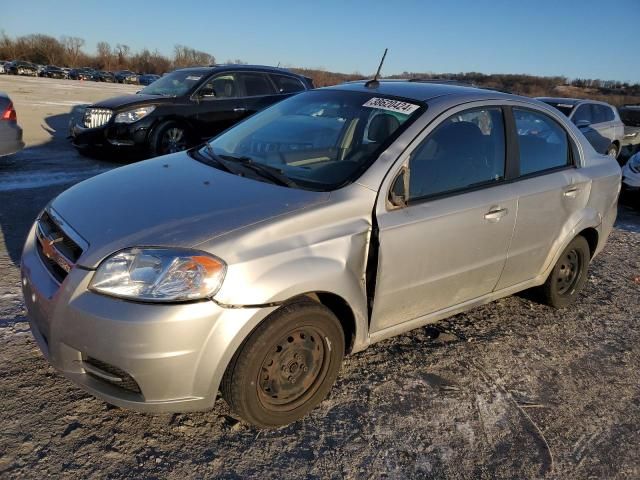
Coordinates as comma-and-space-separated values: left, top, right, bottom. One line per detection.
70, 65, 314, 158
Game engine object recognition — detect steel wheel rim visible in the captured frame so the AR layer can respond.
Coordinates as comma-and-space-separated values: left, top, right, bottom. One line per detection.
556, 248, 582, 295
257, 326, 329, 411
161, 127, 187, 154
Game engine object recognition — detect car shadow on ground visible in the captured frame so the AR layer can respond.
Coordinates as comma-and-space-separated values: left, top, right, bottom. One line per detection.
0, 105, 114, 266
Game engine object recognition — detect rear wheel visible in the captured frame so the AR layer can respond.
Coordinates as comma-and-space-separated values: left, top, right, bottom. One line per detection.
150, 121, 190, 156
540, 236, 590, 308
221, 300, 344, 428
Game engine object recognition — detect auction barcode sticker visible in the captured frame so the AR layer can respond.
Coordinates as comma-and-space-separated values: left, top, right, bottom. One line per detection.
363, 97, 420, 115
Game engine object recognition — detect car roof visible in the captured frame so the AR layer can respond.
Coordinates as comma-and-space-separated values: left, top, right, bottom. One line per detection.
173, 64, 307, 78
537, 97, 613, 107
324, 79, 517, 103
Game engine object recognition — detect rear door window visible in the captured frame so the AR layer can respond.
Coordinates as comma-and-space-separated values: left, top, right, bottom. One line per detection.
239, 73, 276, 97
270, 74, 305, 94
514, 108, 570, 176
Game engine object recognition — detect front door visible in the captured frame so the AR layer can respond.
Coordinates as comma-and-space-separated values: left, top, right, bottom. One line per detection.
194, 73, 246, 140
370, 106, 517, 333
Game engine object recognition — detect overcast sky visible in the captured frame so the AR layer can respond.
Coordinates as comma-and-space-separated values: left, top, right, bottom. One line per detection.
3, 0, 640, 82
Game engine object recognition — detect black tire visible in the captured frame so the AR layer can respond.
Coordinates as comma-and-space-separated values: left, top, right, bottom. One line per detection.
606, 144, 618, 159
540, 236, 590, 308
150, 121, 190, 157
221, 300, 345, 428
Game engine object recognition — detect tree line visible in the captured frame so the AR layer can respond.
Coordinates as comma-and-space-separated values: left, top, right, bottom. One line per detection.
0, 32, 218, 74
1, 32, 639, 105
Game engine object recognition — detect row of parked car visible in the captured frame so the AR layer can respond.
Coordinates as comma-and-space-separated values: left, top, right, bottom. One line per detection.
0, 60, 161, 85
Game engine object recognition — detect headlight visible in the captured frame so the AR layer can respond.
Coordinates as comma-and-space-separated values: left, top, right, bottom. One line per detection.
114, 106, 156, 124
89, 247, 226, 302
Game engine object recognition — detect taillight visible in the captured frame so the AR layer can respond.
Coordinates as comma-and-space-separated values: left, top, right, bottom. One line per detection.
2, 102, 17, 121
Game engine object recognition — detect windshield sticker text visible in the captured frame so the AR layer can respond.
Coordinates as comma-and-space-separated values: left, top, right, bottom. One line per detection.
363, 97, 420, 115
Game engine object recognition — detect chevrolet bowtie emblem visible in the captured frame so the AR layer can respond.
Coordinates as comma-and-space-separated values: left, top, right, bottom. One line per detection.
41, 237, 63, 260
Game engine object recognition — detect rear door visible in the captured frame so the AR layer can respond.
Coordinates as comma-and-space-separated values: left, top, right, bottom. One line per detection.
370, 105, 517, 332
495, 106, 590, 290
193, 72, 246, 140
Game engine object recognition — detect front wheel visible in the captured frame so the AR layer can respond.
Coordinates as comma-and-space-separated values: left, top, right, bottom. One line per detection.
540, 236, 590, 308
221, 300, 345, 428
150, 121, 190, 156
606, 144, 618, 159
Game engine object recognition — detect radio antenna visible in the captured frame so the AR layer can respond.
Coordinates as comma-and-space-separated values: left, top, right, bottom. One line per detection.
365, 48, 388, 88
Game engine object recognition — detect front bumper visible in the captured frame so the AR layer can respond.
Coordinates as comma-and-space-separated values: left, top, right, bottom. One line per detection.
70, 118, 153, 153
21, 221, 275, 413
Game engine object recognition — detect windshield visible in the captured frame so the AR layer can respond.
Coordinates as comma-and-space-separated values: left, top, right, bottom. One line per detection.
201, 90, 423, 190
139, 70, 205, 97
542, 101, 575, 117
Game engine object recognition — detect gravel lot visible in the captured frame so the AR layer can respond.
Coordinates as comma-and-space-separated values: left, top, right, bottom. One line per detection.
0, 76, 639, 479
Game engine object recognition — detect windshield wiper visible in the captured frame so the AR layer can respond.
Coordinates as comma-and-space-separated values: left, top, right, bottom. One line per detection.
219, 154, 298, 188
198, 142, 235, 173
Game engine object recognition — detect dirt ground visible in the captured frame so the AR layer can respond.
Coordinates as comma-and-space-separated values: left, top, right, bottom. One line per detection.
0, 76, 639, 479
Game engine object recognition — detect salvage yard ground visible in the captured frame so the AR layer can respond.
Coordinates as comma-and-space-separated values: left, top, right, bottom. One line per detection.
0, 76, 639, 479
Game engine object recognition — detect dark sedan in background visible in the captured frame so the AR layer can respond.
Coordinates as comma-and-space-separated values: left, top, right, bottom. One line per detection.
6, 61, 38, 76
69, 68, 99, 81
96, 71, 116, 83
0, 92, 25, 157
39, 65, 68, 79
138, 74, 160, 86
70, 65, 314, 158
115, 70, 139, 84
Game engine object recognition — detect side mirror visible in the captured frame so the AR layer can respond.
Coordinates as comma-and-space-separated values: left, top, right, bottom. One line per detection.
575, 119, 591, 129
389, 166, 409, 208
199, 86, 216, 98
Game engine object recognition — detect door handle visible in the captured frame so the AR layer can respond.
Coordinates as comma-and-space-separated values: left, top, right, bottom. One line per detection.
484, 207, 508, 222
563, 187, 580, 198
233, 107, 247, 113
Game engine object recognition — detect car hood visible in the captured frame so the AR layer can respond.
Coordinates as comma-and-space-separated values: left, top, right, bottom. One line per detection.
91, 94, 167, 110
50, 153, 331, 268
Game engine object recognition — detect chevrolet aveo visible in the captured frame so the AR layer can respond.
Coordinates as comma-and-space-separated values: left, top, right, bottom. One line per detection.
21, 81, 621, 427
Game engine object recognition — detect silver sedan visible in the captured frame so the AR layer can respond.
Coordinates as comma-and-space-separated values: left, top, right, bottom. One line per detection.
21, 81, 621, 427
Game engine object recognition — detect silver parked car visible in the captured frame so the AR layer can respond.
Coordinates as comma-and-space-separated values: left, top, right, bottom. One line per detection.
538, 97, 625, 159
21, 81, 621, 427
0, 92, 25, 157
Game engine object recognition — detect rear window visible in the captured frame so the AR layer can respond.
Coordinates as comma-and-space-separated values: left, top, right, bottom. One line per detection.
542, 101, 575, 117
270, 74, 305, 94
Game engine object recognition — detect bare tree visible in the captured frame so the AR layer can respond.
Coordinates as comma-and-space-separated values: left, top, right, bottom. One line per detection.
61, 36, 85, 66
173, 44, 214, 68
115, 44, 130, 68
96, 41, 113, 70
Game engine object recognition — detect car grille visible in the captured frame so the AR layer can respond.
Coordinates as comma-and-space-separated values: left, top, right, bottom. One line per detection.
83, 108, 113, 128
84, 357, 142, 394
35, 211, 83, 283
